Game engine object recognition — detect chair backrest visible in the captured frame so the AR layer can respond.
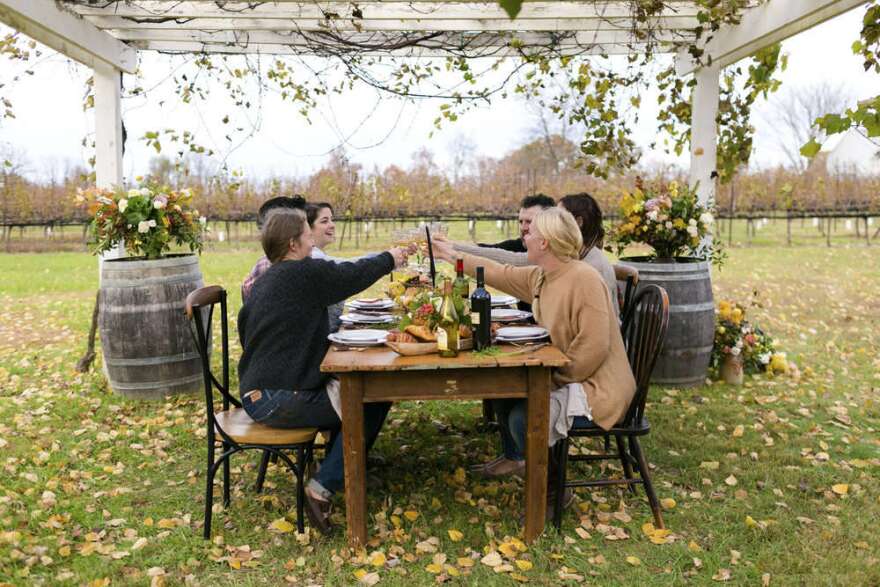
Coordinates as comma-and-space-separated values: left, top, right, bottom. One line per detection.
620, 284, 669, 425
186, 286, 241, 433
613, 264, 639, 319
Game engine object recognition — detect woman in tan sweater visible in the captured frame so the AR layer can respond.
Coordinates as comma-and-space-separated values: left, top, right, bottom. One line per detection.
432, 208, 635, 478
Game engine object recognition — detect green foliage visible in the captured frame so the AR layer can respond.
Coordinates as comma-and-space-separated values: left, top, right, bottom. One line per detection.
498, 0, 522, 19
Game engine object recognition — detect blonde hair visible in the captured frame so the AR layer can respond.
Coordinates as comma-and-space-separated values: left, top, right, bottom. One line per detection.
532, 207, 583, 261
261, 208, 307, 263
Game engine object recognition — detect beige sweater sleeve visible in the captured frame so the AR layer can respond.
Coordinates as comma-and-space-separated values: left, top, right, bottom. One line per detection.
458, 252, 536, 303
553, 281, 613, 387
452, 243, 530, 267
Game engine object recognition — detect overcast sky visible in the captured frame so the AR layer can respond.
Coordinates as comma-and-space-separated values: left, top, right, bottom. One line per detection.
1, 4, 879, 183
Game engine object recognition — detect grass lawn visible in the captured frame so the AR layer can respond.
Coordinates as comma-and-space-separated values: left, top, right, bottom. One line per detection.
0, 224, 878, 586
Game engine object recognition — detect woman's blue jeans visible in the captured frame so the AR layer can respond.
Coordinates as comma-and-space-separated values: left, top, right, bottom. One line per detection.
242, 388, 390, 495
491, 398, 592, 461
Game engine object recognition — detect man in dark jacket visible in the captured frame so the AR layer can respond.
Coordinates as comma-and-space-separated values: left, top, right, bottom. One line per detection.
480, 193, 555, 252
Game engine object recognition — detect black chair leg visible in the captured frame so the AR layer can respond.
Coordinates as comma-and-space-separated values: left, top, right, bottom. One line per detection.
631, 436, 664, 529
295, 446, 307, 534
222, 442, 232, 506
615, 434, 637, 494
255, 451, 271, 493
552, 438, 570, 530
603, 433, 611, 453
203, 444, 216, 539
481, 399, 496, 426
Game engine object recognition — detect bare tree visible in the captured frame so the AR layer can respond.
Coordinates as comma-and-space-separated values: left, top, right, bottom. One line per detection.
447, 133, 477, 184
763, 82, 853, 171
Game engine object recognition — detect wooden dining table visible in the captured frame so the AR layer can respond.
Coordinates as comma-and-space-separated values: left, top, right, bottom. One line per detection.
320, 343, 569, 548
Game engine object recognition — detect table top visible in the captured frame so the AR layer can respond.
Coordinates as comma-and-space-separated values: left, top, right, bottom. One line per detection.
321, 343, 569, 373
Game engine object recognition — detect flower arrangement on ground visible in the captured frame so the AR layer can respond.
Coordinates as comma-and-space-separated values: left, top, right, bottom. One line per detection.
711, 299, 792, 377
609, 178, 722, 264
75, 182, 206, 259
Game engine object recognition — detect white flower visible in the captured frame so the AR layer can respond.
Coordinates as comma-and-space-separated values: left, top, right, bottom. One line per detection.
152, 195, 167, 209
730, 346, 741, 356
137, 220, 151, 233
128, 189, 140, 198
148, 219, 156, 228
687, 225, 699, 237
699, 212, 714, 225
735, 339, 743, 348
199, 216, 207, 225
688, 218, 697, 226
665, 221, 673, 229
646, 210, 659, 222
118, 198, 128, 213
96, 196, 112, 205
759, 352, 771, 365
140, 187, 152, 197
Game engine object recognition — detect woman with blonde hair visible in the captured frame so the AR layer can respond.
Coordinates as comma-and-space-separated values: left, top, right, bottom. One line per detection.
431, 207, 635, 489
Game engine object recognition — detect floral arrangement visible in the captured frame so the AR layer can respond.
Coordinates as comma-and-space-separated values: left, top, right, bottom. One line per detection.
609, 179, 722, 264
711, 299, 790, 376
76, 182, 206, 259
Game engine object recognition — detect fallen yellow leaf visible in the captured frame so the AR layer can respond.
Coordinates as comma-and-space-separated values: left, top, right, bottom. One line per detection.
515, 559, 533, 571
831, 484, 849, 496
404, 510, 419, 522
270, 518, 294, 533
425, 563, 443, 574
448, 529, 463, 542
732, 425, 744, 437
660, 498, 676, 510
625, 555, 642, 566
369, 551, 386, 568
457, 557, 475, 568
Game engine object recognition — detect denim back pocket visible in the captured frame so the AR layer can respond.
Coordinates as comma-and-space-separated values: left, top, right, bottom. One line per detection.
242, 389, 280, 423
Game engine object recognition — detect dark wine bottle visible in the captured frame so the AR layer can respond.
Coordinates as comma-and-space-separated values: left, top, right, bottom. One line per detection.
470, 266, 491, 351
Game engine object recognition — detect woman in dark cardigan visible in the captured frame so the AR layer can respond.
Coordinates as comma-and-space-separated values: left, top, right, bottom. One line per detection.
237, 208, 408, 533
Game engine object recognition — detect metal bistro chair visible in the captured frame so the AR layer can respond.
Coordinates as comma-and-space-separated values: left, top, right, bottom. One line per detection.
186, 285, 318, 538
551, 284, 670, 530
613, 263, 640, 320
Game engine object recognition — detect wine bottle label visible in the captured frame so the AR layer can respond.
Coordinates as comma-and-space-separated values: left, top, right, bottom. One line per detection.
437, 329, 448, 351
470, 312, 480, 325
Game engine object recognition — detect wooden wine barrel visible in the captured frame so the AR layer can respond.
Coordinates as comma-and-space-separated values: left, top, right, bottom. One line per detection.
619, 257, 714, 387
99, 255, 204, 399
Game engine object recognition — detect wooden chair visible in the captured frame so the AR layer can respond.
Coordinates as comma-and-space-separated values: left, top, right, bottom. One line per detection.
186, 285, 318, 538
613, 263, 640, 320
551, 284, 670, 530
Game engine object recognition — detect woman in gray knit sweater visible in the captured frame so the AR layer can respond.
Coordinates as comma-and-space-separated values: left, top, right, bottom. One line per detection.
451, 193, 619, 317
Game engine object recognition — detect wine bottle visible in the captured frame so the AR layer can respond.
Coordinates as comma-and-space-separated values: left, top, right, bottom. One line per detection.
437, 278, 460, 358
470, 266, 492, 351
453, 258, 469, 300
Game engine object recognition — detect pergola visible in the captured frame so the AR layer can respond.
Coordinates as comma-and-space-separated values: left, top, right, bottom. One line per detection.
0, 0, 867, 208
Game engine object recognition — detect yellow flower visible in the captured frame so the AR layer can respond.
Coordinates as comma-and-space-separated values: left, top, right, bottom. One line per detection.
673, 218, 686, 229
731, 308, 743, 325
769, 353, 788, 374
669, 181, 679, 198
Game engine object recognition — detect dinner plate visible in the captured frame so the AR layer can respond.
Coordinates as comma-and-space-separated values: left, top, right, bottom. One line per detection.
347, 298, 395, 311
491, 308, 532, 322
339, 312, 394, 325
328, 329, 388, 346
495, 326, 549, 343
490, 294, 518, 307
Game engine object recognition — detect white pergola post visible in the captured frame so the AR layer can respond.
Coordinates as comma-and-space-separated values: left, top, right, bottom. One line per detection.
94, 61, 125, 262
689, 65, 720, 208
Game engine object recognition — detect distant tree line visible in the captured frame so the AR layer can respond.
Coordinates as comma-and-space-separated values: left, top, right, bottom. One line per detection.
1, 135, 878, 227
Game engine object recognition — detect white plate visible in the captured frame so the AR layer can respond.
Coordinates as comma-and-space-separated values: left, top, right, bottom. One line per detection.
340, 313, 394, 324
496, 326, 548, 339
491, 309, 532, 322
347, 299, 395, 311
491, 294, 519, 307
328, 329, 388, 346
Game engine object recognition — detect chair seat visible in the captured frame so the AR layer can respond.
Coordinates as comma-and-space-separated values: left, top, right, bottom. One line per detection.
570, 416, 650, 435
214, 408, 318, 445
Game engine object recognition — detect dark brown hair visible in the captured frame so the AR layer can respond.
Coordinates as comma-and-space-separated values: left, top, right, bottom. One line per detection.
306, 202, 334, 226
261, 208, 307, 264
559, 193, 605, 254
256, 195, 306, 229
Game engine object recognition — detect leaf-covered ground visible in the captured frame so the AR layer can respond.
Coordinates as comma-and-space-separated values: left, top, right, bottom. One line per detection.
1, 227, 878, 586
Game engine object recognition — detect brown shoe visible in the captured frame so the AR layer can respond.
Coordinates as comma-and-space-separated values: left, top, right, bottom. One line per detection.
469, 455, 505, 473
304, 489, 333, 535
477, 458, 525, 479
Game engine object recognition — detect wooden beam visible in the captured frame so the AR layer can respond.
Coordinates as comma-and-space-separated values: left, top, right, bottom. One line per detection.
110, 28, 690, 47
134, 40, 673, 57
689, 65, 719, 207
65, 1, 705, 21
0, 0, 137, 73
94, 61, 125, 263
85, 14, 699, 33
675, 0, 868, 76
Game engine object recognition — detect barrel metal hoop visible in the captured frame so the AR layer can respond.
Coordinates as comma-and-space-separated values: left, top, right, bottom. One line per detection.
660, 344, 715, 354
668, 301, 716, 313
639, 272, 713, 282
101, 300, 188, 314
102, 273, 203, 288
109, 373, 204, 391
104, 351, 201, 366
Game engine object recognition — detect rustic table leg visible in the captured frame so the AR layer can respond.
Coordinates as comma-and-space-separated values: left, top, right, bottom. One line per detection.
524, 366, 550, 543
340, 373, 367, 548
